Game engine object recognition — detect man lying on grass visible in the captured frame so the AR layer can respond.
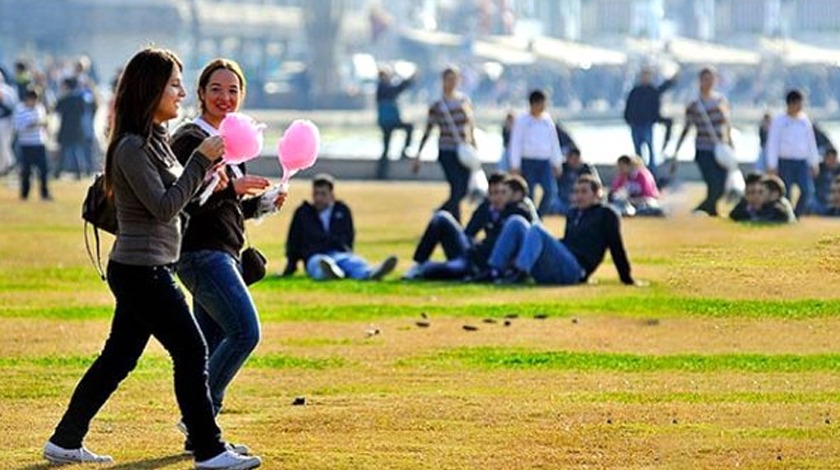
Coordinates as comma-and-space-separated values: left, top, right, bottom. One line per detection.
475, 174, 636, 286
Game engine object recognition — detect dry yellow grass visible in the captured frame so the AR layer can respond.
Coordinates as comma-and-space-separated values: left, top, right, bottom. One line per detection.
1, 178, 839, 469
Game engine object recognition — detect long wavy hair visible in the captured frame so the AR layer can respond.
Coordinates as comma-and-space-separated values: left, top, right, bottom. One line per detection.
104, 47, 183, 194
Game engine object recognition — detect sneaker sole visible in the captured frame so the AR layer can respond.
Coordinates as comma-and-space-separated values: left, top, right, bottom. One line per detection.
44, 452, 112, 465
318, 259, 343, 280
370, 256, 398, 280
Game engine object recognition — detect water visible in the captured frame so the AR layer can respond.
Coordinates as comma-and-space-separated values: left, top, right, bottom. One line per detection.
316, 120, 826, 166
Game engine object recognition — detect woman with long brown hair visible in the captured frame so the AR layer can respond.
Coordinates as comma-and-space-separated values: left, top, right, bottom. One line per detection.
43, 48, 261, 469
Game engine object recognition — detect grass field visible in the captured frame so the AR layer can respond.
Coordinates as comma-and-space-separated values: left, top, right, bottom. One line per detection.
2, 177, 840, 469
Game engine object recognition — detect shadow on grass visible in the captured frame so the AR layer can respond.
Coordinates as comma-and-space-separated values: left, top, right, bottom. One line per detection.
20, 453, 191, 470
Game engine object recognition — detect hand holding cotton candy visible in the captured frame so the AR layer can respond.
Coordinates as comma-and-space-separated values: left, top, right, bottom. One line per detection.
277, 119, 320, 184
197, 113, 265, 205
219, 112, 266, 164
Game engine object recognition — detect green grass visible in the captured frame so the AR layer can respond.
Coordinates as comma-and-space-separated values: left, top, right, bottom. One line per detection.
4, 180, 840, 469
417, 347, 840, 373
4, 286, 840, 321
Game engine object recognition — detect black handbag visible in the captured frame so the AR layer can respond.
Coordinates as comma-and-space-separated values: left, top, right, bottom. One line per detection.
241, 246, 267, 286
82, 173, 117, 280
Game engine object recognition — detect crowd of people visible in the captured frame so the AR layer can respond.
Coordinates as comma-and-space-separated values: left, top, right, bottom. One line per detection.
0, 46, 837, 468
0, 56, 110, 201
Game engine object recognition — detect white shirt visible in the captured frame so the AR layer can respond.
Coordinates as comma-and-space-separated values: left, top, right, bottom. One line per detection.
319, 205, 333, 232
509, 111, 563, 170
766, 112, 820, 170
13, 103, 47, 146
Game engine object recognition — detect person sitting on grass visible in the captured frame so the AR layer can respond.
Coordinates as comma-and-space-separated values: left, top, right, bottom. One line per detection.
282, 173, 398, 280
405, 173, 537, 280
729, 172, 764, 222
554, 147, 600, 216
504, 173, 540, 223
822, 175, 840, 217
464, 174, 539, 277
609, 154, 664, 217
477, 174, 636, 286
404, 172, 509, 280
755, 174, 796, 223
812, 148, 840, 215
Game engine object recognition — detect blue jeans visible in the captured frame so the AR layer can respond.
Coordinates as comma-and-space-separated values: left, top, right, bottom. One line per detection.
521, 158, 558, 217
177, 250, 260, 415
306, 251, 372, 280
438, 149, 470, 222
631, 124, 656, 178
778, 158, 814, 216
489, 216, 582, 285
51, 261, 225, 461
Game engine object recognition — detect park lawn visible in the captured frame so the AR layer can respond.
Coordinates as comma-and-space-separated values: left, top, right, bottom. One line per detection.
1, 178, 839, 469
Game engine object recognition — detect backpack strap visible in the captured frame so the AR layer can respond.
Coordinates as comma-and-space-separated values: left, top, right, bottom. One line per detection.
84, 221, 106, 281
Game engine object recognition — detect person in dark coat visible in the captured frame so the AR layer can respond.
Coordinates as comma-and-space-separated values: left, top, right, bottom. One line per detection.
624, 67, 677, 180
283, 174, 398, 280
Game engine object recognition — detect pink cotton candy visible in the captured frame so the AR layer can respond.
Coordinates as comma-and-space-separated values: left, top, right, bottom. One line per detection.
277, 119, 320, 183
219, 113, 266, 164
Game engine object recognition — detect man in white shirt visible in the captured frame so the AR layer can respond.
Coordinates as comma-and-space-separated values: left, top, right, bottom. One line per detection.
766, 89, 820, 216
509, 89, 563, 217
0, 71, 19, 175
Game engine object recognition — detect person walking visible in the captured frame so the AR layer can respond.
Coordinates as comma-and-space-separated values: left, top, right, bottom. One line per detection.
412, 66, 475, 223
375, 66, 415, 179
42, 48, 261, 469
623, 67, 677, 180
673, 68, 732, 216
171, 58, 286, 453
765, 89, 820, 217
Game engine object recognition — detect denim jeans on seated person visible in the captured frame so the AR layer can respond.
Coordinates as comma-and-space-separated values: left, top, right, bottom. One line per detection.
488, 215, 583, 285
177, 249, 260, 415
306, 251, 372, 280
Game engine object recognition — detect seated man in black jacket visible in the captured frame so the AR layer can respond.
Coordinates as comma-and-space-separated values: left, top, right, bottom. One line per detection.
283, 174, 398, 280
482, 175, 636, 285
729, 172, 764, 222
755, 174, 796, 223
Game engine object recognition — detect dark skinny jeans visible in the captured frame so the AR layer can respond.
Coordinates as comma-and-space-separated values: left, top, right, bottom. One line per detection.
50, 261, 225, 461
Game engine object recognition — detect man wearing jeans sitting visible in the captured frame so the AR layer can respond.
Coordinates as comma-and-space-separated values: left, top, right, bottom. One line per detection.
283, 174, 397, 280
482, 175, 635, 286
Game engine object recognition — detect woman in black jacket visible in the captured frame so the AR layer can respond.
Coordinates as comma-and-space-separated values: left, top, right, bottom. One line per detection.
170, 58, 285, 452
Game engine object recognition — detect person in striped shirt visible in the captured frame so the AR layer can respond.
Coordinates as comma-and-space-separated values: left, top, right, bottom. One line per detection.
412, 66, 475, 222
12, 87, 50, 200
673, 67, 732, 216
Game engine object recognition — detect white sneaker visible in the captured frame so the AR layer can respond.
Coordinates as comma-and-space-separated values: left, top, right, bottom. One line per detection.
43, 441, 114, 464
195, 450, 261, 469
402, 263, 423, 280
318, 258, 345, 280
178, 421, 249, 456
369, 255, 398, 280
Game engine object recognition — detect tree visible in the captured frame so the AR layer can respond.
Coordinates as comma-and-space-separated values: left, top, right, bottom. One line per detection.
304, 0, 345, 107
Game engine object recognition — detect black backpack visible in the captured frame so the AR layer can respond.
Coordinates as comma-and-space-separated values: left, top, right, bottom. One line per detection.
82, 173, 117, 280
